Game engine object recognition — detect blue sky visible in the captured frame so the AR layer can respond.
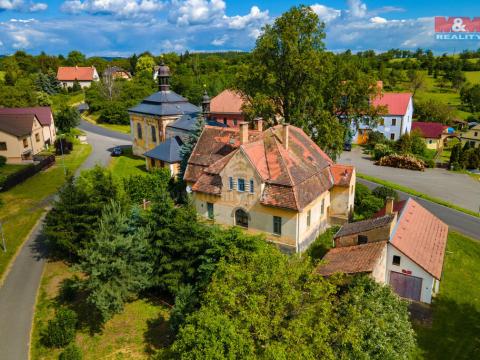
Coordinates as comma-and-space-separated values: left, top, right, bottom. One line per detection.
0, 0, 479, 56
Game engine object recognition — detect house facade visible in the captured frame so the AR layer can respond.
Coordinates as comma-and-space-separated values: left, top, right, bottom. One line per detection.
352, 93, 413, 144
185, 122, 355, 253
57, 66, 99, 88
412, 121, 451, 151
128, 62, 200, 175
317, 198, 447, 304
0, 114, 46, 163
461, 124, 480, 148
0, 107, 56, 147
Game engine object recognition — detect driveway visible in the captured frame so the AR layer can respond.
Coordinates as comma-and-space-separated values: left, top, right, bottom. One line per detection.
339, 147, 480, 213
0, 127, 130, 360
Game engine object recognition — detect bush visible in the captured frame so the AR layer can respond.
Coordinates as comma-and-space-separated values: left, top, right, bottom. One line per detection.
375, 154, 425, 171
307, 226, 340, 261
366, 131, 388, 149
54, 138, 73, 155
59, 277, 81, 303
372, 186, 399, 202
41, 308, 78, 348
371, 143, 394, 160
354, 183, 371, 208
0, 155, 6, 167
358, 195, 385, 218
98, 102, 129, 124
59, 343, 82, 360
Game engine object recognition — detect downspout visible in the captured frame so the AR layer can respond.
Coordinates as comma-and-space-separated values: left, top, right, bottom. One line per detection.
296, 212, 300, 253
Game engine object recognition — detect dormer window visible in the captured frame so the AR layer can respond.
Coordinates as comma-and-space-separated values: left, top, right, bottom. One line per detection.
238, 178, 245, 192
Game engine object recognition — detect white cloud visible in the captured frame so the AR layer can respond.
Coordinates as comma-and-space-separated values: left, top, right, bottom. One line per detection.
310, 4, 340, 23
347, 0, 367, 18
227, 6, 269, 30
0, 0, 47, 12
61, 0, 164, 18
169, 0, 225, 26
370, 16, 387, 24
211, 34, 228, 46
10, 18, 36, 23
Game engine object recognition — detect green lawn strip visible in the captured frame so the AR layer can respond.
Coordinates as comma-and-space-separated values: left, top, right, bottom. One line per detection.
0, 163, 29, 177
357, 173, 480, 218
108, 147, 147, 178
51, 92, 85, 112
31, 261, 171, 360
415, 232, 480, 359
0, 144, 92, 279
82, 112, 131, 134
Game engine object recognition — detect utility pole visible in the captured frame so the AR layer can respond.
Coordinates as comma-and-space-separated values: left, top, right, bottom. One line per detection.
59, 136, 67, 176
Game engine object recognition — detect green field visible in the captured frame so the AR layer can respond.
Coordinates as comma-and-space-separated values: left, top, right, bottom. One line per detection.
0, 71, 5, 82
415, 232, 480, 359
0, 144, 91, 282
0, 163, 29, 177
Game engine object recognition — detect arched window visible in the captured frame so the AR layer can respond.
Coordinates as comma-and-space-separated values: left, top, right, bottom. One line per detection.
137, 123, 142, 139
151, 125, 157, 143
235, 209, 249, 228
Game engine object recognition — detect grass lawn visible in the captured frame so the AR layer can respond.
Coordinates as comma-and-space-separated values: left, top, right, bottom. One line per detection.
82, 112, 131, 134
415, 232, 480, 359
0, 163, 29, 177
51, 92, 85, 112
108, 146, 147, 178
31, 261, 172, 360
0, 144, 91, 282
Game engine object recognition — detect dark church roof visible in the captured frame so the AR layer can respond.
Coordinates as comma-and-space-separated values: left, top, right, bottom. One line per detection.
128, 90, 200, 117
144, 136, 183, 163
167, 113, 199, 132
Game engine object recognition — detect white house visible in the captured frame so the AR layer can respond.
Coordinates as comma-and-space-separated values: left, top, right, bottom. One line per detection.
317, 198, 447, 304
352, 92, 414, 144
57, 66, 99, 88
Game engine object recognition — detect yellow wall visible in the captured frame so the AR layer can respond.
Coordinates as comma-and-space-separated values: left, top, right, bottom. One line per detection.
335, 216, 396, 248
0, 117, 45, 163
130, 114, 180, 156
461, 125, 480, 148
330, 169, 356, 220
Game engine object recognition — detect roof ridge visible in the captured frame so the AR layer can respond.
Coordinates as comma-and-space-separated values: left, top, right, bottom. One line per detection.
272, 134, 299, 208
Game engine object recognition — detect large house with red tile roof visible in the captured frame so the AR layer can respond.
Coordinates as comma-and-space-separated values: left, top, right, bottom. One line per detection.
317, 198, 448, 303
185, 122, 356, 253
352, 91, 413, 144
208, 89, 246, 127
57, 66, 99, 88
0, 107, 56, 146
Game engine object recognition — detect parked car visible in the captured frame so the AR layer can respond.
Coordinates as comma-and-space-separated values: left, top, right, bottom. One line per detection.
343, 142, 352, 151
111, 146, 123, 156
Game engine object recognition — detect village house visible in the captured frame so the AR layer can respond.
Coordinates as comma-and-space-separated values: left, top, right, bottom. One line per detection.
0, 113, 47, 163
208, 89, 246, 127
0, 107, 56, 147
103, 66, 131, 80
317, 198, 448, 304
411, 121, 452, 151
57, 66, 99, 88
184, 121, 355, 253
128, 62, 201, 176
461, 123, 480, 148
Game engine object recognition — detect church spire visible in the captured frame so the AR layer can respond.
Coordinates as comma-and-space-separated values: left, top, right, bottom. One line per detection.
202, 84, 210, 115
157, 57, 170, 91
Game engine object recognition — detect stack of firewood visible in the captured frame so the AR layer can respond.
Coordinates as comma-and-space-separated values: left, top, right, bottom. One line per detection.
375, 154, 425, 171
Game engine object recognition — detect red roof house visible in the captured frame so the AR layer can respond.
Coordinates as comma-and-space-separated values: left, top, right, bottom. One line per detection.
412, 122, 448, 139
57, 66, 99, 87
208, 89, 246, 127
372, 92, 412, 116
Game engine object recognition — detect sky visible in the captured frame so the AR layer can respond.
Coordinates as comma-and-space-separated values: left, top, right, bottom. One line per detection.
0, 0, 480, 56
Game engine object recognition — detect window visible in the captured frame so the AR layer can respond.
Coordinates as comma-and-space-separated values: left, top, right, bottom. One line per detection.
229, 176, 234, 190
392, 255, 401, 266
273, 216, 282, 235
429, 139, 433, 144
238, 178, 245, 192
391, 118, 397, 126
0, 142, 6, 151
321, 199, 325, 216
235, 209, 249, 228
249, 179, 254, 193
137, 123, 142, 139
223, 118, 228, 125
390, 133, 395, 140
233, 119, 238, 126
23, 139, 28, 148
151, 125, 157, 143
207, 202, 214, 219
358, 235, 368, 245
150, 158, 155, 168
35, 133, 40, 142
475, 131, 478, 137
307, 210, 311, 227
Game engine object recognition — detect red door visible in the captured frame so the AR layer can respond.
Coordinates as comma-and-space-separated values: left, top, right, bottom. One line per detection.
389, 271, 422, 301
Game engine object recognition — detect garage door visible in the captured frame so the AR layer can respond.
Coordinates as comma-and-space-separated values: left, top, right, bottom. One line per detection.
389, 271, 422, 301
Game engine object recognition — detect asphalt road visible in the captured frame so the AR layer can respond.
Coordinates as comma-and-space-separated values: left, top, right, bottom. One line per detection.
0, 126, 130, 360
359, 178, 480, 240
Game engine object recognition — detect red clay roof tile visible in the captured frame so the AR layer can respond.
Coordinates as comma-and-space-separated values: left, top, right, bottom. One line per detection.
57, 66, 96, 81
210, 89, 245, 114
412, 122, 448, 139
372, 92, 412, 116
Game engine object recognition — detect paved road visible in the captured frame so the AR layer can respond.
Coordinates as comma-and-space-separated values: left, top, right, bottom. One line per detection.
79, 119, 131, 142
359, 178, 480, 240
0, 126, 130, 360
339, 147, 480, 213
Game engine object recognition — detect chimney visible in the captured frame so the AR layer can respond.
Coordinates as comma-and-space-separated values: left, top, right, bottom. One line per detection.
240, 122, 248, 145
254, 117, 263, 132
385, 197, 394, 215
283, 123, 289, 150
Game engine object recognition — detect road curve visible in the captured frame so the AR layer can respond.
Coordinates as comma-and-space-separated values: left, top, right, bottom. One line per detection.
359, 178, 480, 241
78, 119, 131, 142
0, 125, 129, 360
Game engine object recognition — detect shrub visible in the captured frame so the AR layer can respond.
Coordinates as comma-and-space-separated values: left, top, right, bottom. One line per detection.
372, 186, 399, 202
0, 155, 6, 167
59, 343, 82, 360
307, 226, 340, 261
58, 277, 81, 303
98, 102, 129, 124
366, 131, 388, 149
41, 308, 78, 348
358, 195, 385, 218
371, 143, 394, 160
354, 183, 371, 208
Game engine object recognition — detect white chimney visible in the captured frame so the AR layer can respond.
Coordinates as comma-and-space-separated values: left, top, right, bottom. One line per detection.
255, 117, 263, 132
240, 122, 249, 144
283, 123, 289, 150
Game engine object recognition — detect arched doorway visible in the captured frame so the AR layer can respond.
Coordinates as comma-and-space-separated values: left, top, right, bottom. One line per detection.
235, 209, 249, 228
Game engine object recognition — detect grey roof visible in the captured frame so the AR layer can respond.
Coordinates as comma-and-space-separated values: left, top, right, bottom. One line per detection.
0, 114, 36, 137
167, 113, 199, 132
128, 90, 200, 117
335, 214, 395, 238
144, 136, 183, 163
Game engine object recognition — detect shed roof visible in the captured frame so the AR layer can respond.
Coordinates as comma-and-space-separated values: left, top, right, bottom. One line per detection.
335, 214, 395, 238
144, 136, 183, 163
